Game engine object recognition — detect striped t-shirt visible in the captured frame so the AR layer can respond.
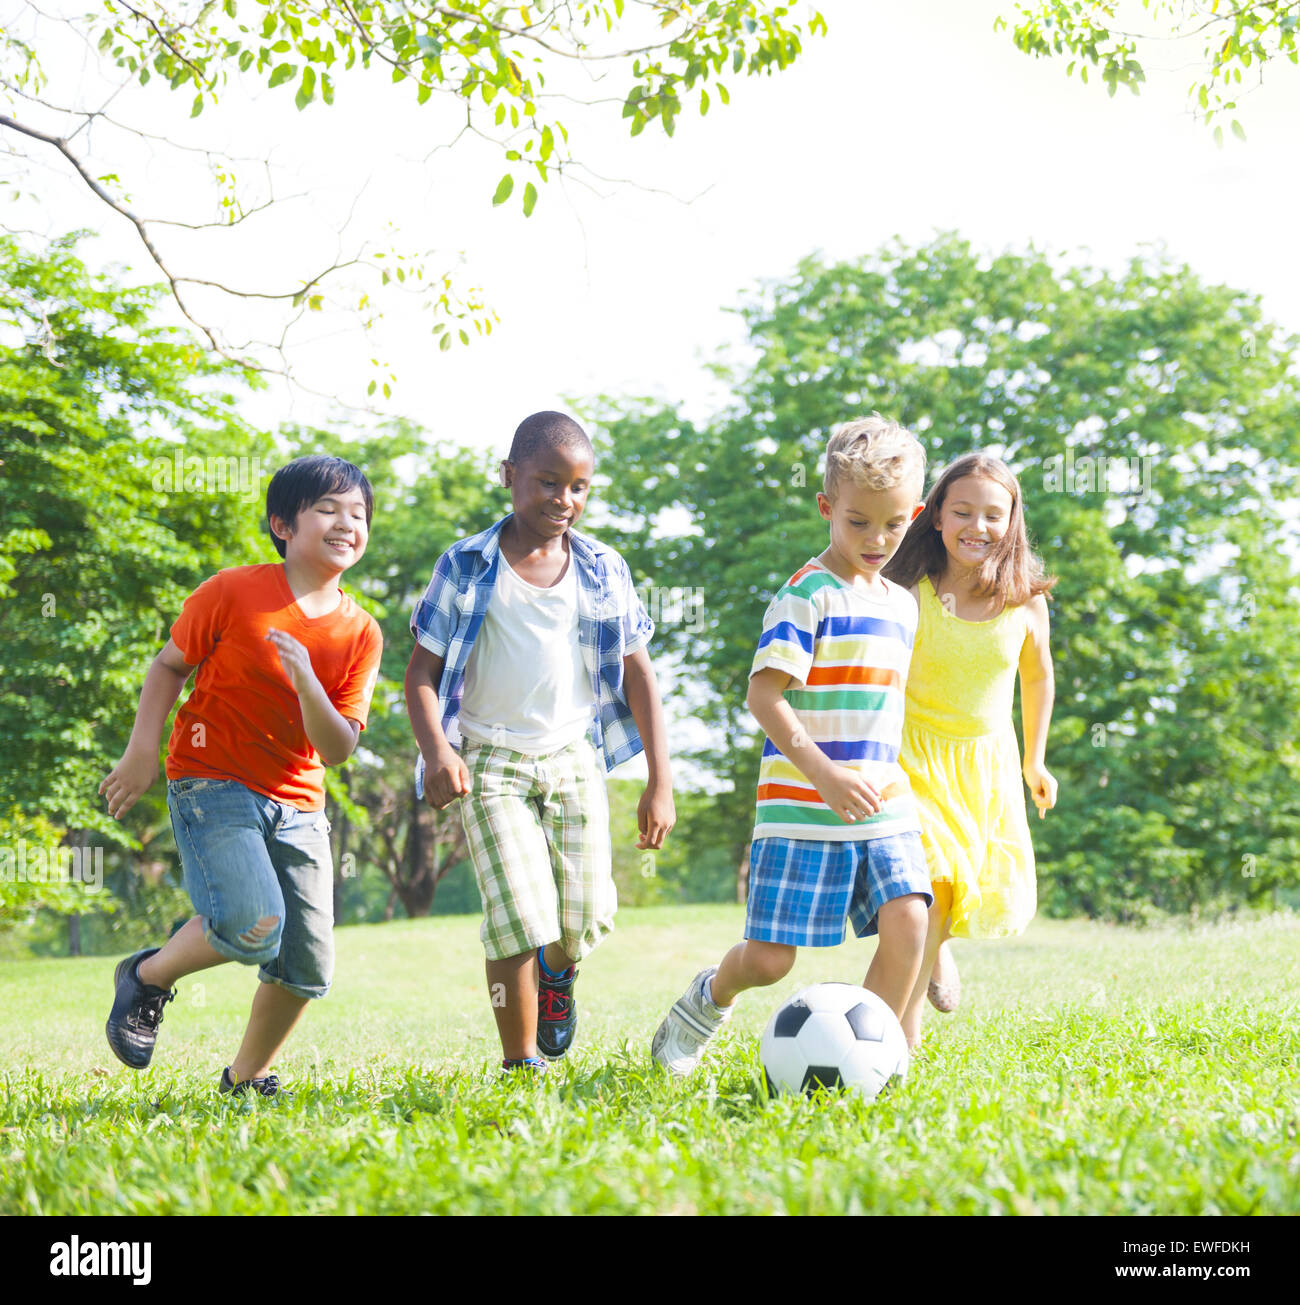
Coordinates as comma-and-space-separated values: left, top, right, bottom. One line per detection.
750, 559, 920, 843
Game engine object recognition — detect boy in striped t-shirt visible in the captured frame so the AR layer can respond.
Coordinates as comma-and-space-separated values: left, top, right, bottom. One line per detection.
653, 416, 934, 1075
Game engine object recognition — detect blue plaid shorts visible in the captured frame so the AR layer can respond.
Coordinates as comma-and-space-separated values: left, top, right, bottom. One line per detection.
745, 831, 932, 947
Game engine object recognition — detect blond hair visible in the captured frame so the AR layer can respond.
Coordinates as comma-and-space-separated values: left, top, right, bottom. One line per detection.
823, 413, 926, 502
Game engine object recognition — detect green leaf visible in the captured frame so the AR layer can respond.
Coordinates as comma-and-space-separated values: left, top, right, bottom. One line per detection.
191, 94, 204, 118
492, 174, 514, 206
1231, 118, 1246, 142
295, 65, 316, 111
269, 62, 296, 89
522, 182, 538, 217
439, 331, 452, 351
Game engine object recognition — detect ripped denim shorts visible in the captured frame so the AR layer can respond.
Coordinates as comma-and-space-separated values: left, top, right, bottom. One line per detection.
166, 778, 334, 999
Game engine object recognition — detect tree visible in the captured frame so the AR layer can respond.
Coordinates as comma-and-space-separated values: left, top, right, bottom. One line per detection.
2, 2, 825, 378
999, 1, 1300, 140
0, 232, 273, 938
589, 234, 1300, 919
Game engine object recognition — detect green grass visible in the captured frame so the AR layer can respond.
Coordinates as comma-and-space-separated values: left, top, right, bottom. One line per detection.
1, 906, 1297, 1214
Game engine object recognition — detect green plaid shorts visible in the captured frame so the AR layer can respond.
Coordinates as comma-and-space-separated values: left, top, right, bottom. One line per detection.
460, 737, 616, 962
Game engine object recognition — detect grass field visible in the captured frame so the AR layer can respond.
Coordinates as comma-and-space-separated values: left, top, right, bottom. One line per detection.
1, 905, 1297, 1216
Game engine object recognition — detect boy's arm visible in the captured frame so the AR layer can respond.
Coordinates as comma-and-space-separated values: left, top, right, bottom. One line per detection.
265, 628, 361, 767
404, 643, 471, 808
1018, 594, 1057, 818
746, 667, 883, 820
99, 639, 196, 820
622, 647, 674, 850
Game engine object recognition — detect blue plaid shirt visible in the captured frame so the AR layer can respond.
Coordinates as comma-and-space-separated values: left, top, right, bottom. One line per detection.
410, 516, 654, 788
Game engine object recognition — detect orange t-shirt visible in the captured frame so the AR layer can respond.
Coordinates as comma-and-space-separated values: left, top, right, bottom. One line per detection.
165, 564, 383, 810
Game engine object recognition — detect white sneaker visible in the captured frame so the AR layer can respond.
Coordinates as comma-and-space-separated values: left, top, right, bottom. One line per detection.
651, 967, 733, 1077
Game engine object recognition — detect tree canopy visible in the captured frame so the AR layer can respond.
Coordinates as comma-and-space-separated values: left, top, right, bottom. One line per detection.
1, 2, 824, 377
1000, 1, 1300, 140
590, 233, 1300, 920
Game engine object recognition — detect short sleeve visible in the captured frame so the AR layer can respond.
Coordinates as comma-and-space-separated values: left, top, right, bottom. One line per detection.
612, 552, 653, 654
169, 571, 227, 666
332, 618, 383, 729
750, 583, 817, 686
410, 551, 459, 658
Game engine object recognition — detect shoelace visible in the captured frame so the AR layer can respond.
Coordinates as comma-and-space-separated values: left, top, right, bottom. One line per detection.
539, 988, 571, 1021
129, 988, 175, 1032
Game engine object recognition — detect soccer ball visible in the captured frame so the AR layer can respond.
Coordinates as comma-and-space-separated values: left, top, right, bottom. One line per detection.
760, 983, 908, 1100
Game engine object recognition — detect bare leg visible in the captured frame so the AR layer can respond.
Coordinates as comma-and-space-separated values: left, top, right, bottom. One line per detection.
486, 950, 540, 1061
541, 942, 574, 975
710, 939, 797, 1009
900, 882, 954, 1049
863, 893, 929, 1021
137, 916, 225, 989
228, 982, 310, 1082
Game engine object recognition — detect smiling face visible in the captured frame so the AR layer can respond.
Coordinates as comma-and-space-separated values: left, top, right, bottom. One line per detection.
933, 473, 1014, 570
817, 479, 918, 587
272, 486, 371, 574
503, 443, 595, 540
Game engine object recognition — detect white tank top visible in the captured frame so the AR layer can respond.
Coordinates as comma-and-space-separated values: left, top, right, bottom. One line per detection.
458, 548, 596, 754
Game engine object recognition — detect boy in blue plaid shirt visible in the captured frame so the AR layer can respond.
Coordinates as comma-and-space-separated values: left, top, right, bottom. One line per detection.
405, 411, 674, 1072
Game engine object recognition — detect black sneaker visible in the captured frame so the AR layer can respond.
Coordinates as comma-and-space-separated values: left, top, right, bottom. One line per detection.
105, 948, 175, 1069
536, 953, 578, 1060
500, 1056, 549, 1076
219, 1067, 292, 1100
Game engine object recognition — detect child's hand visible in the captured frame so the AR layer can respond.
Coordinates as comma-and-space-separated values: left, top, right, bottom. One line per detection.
816, 765, 882, 824
265, 628, 318, 696
423, 751, 471, 810
1023, 761, 1058, 819
99, 747, 158, 821
636, 782, 675, 850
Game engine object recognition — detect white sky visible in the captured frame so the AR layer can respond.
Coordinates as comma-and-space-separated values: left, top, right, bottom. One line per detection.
9, 0, 1300, 459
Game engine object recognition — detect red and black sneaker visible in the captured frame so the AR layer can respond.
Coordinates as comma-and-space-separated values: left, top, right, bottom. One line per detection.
536, 952, 578, 1060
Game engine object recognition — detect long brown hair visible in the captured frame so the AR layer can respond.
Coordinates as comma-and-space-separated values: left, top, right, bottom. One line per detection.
883, 452, 1055, 605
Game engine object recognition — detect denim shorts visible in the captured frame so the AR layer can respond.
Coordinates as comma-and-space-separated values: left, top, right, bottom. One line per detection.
745, 831, 932, 947
167, 778, 334, 999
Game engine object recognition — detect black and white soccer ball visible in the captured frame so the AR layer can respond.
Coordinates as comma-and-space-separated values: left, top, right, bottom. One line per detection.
760, 983, 908, 1100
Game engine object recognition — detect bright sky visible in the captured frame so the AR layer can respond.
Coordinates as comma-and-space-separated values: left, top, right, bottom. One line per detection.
11, 0, 1300, 463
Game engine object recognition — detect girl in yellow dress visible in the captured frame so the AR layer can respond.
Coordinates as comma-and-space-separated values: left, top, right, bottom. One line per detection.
882, 452, 1057, 1049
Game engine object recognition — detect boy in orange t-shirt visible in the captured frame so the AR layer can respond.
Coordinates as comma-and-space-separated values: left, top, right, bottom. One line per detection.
99, 455, 382, 1097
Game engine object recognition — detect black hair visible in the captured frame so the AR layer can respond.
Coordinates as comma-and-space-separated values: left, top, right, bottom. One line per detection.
506, 411, 594, 468
265, 455, 374, 558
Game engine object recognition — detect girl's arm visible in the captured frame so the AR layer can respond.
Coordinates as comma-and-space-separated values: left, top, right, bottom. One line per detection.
99, 639, 196, 820
1018, 594, 1057, 818
622, 647, 675, 850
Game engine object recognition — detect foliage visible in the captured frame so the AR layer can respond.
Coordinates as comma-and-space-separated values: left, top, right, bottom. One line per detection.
589, 234, 1300, 920
0, 909, 1296, 1214
998, 1, 1300, 140
0, 233, 272, 846
1, 2, 824, 370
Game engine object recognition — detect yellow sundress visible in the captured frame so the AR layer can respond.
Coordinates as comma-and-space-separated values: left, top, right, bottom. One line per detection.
899, 576, 1036, 939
